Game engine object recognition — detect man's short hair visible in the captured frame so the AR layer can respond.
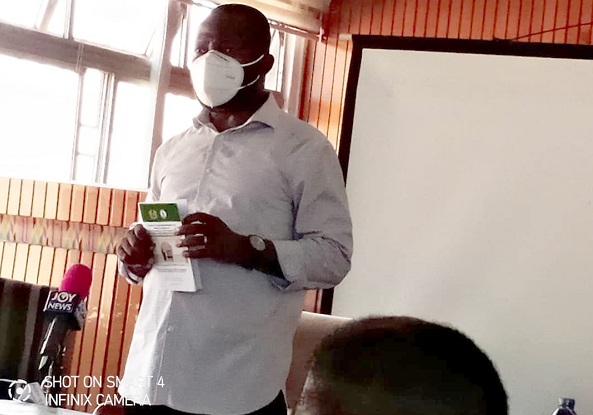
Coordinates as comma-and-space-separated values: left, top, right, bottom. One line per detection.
209, 4, 271, 53
299, 316, 508, 415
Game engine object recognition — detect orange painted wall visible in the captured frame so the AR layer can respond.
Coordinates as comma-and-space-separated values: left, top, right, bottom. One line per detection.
301, 0, 593, 147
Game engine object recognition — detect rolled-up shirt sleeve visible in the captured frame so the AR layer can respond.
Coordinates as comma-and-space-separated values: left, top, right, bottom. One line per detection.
271, 133, 353, 291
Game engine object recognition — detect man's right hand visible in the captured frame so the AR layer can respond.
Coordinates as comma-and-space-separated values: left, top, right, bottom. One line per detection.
116, 224, 155, 278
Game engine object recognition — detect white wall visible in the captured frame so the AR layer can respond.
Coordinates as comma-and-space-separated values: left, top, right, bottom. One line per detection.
333, 48, 593, 415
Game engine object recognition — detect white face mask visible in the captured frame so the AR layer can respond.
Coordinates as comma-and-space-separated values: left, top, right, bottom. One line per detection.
189, 50, 264, 108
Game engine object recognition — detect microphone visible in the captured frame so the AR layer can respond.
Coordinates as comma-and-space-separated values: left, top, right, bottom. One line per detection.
38, 264, 92, 373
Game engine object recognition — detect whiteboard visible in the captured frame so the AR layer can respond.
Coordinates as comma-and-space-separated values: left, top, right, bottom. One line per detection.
333, 38, 593, 415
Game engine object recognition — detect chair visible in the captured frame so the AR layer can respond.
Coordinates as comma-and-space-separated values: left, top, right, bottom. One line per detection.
285, 311, 351, 411
0, 278, 50, 399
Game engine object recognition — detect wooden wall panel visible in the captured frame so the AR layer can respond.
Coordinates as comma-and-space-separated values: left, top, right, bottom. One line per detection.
57, 183, 73, 221
303, 289, 320, 311
19, 179, 34, 217
38, 246, 55, 286
555, 0, 569, 42
119, 284, 142, 379
96, 187, 112, 226
580, 0, 591, 42
32, 181, 46, 218
425, 0, 440, 37
74, 252, 106, 412
327, 3, 352, 148
0, 242, 16, 278
123, 191, 139, 227
97, 270, 130, 413
482, 0, 498, 40
317, 3, 342, 143
300, 39, 317, 123
62, 250, 83, 399
415, 0, 430, 37
66, 251, 94, 411
7, 178, 22, 215
70, 185, 86, 223
109, 189, 125, 227
25, 244, 42, 283
471, 0, 487, 38
381, 0, 396, 35
0, 177, 9, 214
83, 186, 99, 224
87, 254, 117, 413
393, 0, 406, 35
12, 243, 29, 281
44, 182, 59, 220
49, 247, 67, 287
301, 0, 593, 149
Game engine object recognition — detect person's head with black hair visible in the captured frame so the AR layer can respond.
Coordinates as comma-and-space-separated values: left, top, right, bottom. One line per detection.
199, 4, 272, 56
191, 3, 274, 113
296, 316, 508, 415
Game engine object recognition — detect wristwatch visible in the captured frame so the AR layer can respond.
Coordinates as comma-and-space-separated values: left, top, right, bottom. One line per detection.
249, 235, 266, 252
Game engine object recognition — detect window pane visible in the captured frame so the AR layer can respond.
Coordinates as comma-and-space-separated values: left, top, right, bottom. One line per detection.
74, 154, 94, 183
80, 69, 104, 127
265, 30, 284, 92
72, 0, 164, 55
0, 53, 78, 182
0, 0, 43, 29
163, 93, 201, 141
106, 80, 151, 188
172, 4, 212, 67
0, 0, 67, 36
77, 126, 99, 156
44, 0, 68, 36
184, 5, 211, 65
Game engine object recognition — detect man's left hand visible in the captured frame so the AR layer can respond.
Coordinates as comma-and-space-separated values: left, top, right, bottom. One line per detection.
177, 212, 250, 265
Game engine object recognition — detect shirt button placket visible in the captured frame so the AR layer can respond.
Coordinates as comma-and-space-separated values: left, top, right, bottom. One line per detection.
195, 134, 217, 205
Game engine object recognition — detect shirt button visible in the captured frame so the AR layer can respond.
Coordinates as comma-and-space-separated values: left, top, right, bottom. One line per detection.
205, 168, 212, 174
167, 326, 174, 332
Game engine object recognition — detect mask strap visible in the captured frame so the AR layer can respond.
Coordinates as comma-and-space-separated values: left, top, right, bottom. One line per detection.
240, 54, 265, 67
238, 75, 261, 90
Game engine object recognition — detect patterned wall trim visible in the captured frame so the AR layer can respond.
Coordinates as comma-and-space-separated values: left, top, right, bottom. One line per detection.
0, 214, 127, 254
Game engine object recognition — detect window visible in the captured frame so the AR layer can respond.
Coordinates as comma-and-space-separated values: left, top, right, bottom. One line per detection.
265, 29, 285, 92
72, 0, 163, 55
105, 81, 152, 188
0, 0, 304, 189
170, 3, 213, 68
163, 93, 201, 142
72, 69, 111, 184
0, 0, 68, 35
0, 54, 78, 182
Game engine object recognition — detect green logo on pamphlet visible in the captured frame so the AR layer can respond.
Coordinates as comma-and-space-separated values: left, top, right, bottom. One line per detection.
139, 203, 181, 222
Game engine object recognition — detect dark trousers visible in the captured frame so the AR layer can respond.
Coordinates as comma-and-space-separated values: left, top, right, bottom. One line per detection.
123, 391, 287, 415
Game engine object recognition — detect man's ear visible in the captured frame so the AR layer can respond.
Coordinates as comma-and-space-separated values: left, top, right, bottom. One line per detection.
261, 53, 275, 76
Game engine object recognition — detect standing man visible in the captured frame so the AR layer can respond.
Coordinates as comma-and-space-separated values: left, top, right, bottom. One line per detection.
115, 4, 352, 415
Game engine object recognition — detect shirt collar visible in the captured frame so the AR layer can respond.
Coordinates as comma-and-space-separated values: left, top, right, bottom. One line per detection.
193, 93, 282, 132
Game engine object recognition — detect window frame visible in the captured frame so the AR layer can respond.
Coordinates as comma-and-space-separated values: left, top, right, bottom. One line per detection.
0, 0, 305, 188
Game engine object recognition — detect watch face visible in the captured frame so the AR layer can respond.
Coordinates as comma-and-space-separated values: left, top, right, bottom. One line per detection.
249, 235, 266, 251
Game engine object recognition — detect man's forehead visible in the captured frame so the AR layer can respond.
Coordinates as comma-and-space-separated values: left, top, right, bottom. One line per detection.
200, 12, 252, 35
197, 14, 255, 43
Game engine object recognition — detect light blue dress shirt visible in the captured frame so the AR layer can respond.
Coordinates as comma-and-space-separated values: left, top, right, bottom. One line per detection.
118, 95, 353, 415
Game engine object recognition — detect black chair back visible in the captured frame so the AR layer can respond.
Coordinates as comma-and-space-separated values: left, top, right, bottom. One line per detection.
0, 278, 50, 399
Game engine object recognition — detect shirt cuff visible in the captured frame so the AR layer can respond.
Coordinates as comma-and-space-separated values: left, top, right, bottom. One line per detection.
118, 260, 144, 286
270, 240, 305, 290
